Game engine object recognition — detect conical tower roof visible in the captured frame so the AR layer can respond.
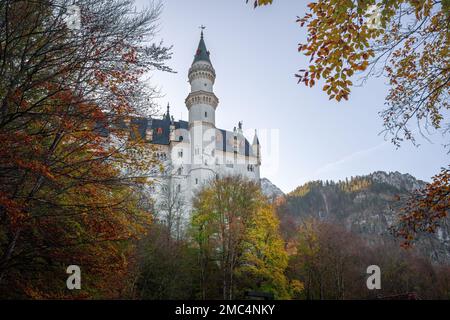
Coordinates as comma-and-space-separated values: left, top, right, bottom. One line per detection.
193, 30, 211, 64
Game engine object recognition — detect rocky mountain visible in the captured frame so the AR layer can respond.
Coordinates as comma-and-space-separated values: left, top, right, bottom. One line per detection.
261, 177, 285, 201
276, 171, 450, 264
369, 171, 425, 191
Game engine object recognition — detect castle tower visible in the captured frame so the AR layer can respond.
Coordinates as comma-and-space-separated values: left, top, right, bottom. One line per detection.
185, 28, 218, 190
185, 28, 219, 126
252, 130, 261, 179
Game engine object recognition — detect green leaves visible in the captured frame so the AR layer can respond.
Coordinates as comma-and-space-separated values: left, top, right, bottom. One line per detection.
191, 177, 291, 299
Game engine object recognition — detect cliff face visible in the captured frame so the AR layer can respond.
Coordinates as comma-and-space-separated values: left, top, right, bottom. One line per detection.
277, 171, 450, 264
261, 177, 285, 201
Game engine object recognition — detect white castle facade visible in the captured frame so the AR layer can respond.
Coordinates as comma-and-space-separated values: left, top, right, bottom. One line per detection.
131, 31, 261, 225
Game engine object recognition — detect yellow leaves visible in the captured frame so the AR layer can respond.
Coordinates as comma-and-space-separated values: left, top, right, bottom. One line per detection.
248, 0, 273, 8
192, 177, 291, 298
257, 0, 273, 6
290, 279, 305, 295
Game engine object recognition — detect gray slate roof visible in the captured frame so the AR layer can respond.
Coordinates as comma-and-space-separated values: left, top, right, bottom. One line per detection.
193, 31, 211, 64
96, 109, 254, 156
127, 116, 253, 157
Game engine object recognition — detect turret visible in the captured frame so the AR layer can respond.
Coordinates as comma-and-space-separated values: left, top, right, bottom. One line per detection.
252, 130, 261, 165
185, 29, 219, 127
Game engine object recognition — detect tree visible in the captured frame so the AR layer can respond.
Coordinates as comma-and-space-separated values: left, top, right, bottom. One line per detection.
287, 218, 450, 299
152, 163, 187, 241
191, 176, 290, 299
250, 0, 449, 242
238, 202, 291, 299
131, 223, 198, 300
0, 0, 171, 298
288, 220, 362, 299
392, 166, 450, 247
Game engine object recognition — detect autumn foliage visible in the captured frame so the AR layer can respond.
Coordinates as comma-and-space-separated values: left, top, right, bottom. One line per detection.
251, 0, 449, 243
191, 176, 292, 300
0, 0, 171, 298
393, 166, 450, 248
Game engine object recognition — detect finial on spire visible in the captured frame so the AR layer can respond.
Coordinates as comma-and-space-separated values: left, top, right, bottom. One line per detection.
193, 27, 212, 64
199, 25, 206, 38
165, 102, 171, 120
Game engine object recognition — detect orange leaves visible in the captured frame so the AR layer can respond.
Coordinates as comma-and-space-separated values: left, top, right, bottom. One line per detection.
247, 0, 273, 8
0, 192, 27, 229
393, 166, 450, 247
16, 159, 55, 181
295, 0, 376, 102
294, 0, 448, 154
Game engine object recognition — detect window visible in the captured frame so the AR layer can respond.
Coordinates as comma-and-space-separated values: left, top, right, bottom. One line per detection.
178, 150, 183, 158
205, 111, 207, 118
177, 184, 181, 192
211, 149, 215, 157
195, 178, 199, 185
177, 167, 182, 175
157, 127, 163, 135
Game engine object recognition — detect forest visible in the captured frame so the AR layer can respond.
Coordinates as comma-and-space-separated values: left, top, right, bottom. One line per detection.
0, 0, 448, 299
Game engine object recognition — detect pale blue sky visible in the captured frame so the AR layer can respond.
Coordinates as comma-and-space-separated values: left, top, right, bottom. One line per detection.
137, 0, 448, 193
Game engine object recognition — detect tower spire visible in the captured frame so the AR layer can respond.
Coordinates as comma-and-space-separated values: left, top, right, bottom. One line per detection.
252, 129, 260, 145
193, 26, 211, 64
165, 102, 171, 120
200, 25, 205, 38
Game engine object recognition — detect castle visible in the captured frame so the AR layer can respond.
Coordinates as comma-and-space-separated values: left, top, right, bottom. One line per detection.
129, 30, 261, 223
